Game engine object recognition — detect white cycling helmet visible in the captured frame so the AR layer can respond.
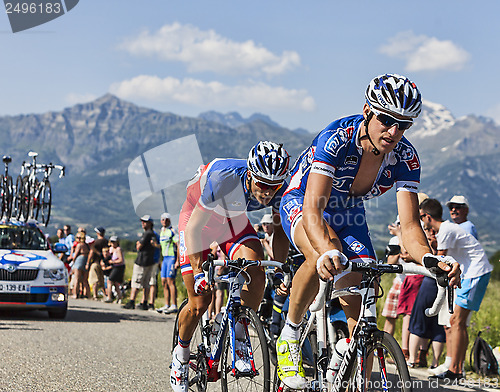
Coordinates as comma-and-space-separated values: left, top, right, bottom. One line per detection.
247, 141, 290, 183
365, 74, 422, 118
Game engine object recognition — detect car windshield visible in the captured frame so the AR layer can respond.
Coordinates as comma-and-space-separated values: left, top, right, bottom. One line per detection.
0, 225, 49, 251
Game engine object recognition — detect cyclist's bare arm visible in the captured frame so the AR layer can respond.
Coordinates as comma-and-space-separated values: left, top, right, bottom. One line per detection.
302, 172, 343, 279
185, 204, 213, 276
397, 191, 460, 287
271, 210, 289, 263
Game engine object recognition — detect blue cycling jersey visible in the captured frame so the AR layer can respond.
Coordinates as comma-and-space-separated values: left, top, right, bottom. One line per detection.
192, 158, 287, 217
285, 115, 420, 213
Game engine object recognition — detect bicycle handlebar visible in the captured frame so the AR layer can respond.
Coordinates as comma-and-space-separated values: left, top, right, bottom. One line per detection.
202, 257, 284, 271
20, 161, 65, 178
310, 261, 453, 316
201, 255, 287, 287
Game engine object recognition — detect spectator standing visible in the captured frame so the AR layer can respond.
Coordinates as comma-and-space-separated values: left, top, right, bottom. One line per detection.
63, 225, 75, 262
101, 246, 112, 298
147, 226, 162, 310
156, 213, 180, 314
123, 215, 158, 310
105, 236, 125, 304
408, 226, 446, 370
446, 195, 478, 239
421, 198, 493, 381
68, 232, 91, 299
260, 213, 274, 260
88, 226, 107, 300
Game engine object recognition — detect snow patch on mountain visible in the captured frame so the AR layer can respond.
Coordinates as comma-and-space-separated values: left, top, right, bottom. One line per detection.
408, 99, 455, 139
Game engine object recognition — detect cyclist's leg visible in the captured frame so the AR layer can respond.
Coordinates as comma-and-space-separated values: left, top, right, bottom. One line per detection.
218, 217, 265, 312
177, 272, 212, 342
233, 239, 265, 311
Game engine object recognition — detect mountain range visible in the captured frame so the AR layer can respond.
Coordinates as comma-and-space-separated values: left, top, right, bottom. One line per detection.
0, 95, 498, 253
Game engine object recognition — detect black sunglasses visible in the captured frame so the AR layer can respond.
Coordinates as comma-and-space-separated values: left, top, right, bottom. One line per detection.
448, 204, 465, 210
372, 110, 413, 131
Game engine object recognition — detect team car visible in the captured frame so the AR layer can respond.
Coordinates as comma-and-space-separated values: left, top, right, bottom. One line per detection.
0, 221, 69, 319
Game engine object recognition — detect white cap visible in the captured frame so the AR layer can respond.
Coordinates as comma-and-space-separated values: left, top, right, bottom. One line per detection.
260, 214, 273, 225
161, 212, 171, 220
109, 235, 118, 242
446, 195, 469, 207
140, 214, 153, 222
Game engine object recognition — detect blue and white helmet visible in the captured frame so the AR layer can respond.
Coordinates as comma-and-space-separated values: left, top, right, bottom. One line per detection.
247, 141, 290, 183
365, 74, 422, 118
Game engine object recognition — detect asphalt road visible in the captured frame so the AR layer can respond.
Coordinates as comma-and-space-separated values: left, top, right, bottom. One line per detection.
0, 299, 497, 392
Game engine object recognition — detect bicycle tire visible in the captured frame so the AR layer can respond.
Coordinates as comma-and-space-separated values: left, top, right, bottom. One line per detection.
171, 298, 207, 392
220, 306, 270, 392
30, 177, 40, 220
0, 175, 4, 218
344, 330, 412, 392
21, 176, 31, 220
12, 176, 22, 219
5, 175, 13, 220
37, 180, 51, 226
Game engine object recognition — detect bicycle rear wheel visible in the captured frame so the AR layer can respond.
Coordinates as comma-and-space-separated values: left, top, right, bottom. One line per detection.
36, 180, 51, 226
5, 175, 13, 219
172, 298, 208, 392
13, 176, 30, 221
347, 330, 412, 392
0, 175, 5, 218
220, 306, 270, 392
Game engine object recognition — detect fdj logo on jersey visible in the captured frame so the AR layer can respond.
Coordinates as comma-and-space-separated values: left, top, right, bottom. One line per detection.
4, 0, 80, 33
324, 129, 350, 158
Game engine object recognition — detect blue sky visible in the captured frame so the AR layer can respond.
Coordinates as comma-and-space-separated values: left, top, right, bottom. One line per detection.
1, 1, 499, 133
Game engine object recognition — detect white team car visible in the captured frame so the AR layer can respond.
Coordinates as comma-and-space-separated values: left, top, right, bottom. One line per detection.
0, 221, 69, 319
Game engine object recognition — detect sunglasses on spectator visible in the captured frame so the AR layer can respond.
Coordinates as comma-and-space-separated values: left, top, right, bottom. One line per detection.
251, 175, 284, 191
448, 204, 465, 210
371, 108, 413, 131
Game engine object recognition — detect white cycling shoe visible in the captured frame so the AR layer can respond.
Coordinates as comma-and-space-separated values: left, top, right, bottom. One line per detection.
170, 353, 189, 392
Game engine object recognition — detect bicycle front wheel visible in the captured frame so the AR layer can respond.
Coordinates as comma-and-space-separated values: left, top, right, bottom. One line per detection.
221, 306, 270, 392
348, 330, 412, 392
36, 180, 52, 226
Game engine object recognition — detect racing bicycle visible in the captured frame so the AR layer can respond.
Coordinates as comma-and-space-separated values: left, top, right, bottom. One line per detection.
258, 252, 348, 367
14, 151, 64, 225
0, 156, 13, 219
172, 255, 285, 392
275, 259, 453, 392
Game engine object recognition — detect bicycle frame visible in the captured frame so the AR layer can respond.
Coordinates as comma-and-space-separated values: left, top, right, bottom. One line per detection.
295, 262, 450, 392
200, 270, 253, 381
199, 258, 283, 383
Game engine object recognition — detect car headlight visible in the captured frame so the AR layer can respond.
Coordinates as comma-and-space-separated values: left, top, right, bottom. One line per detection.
43, 268, 65, 280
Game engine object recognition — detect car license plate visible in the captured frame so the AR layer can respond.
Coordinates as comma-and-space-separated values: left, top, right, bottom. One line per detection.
0, 283, 30, 293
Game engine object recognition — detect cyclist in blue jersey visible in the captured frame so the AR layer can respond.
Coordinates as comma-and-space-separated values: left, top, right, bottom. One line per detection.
275, 74, 461, 389
171, 141, 291, 392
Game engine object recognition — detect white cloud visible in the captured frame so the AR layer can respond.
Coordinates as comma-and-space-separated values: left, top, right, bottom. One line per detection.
65, 93, 98, 105
109, 75, 315, 112
380, 31, 470, 72
120, 23, 301, 76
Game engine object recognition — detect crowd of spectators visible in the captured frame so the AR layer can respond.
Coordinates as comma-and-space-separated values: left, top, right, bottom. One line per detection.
55, 213, 180, 313
382, 194, 492, 381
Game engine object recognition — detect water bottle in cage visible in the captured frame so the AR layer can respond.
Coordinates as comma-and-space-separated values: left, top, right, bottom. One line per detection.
326, 338, 350, 382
